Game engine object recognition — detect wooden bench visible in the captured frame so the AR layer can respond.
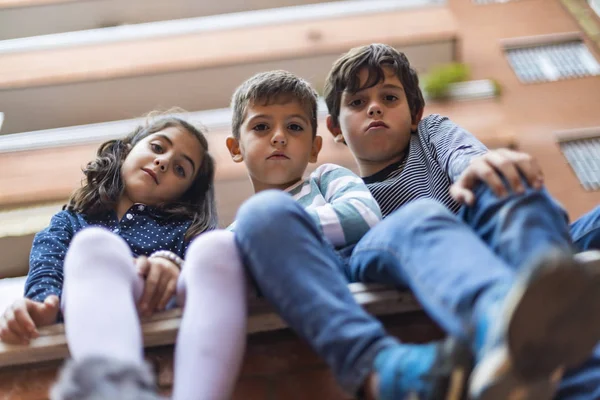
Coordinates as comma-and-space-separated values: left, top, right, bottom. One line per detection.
0, 2, 458, 134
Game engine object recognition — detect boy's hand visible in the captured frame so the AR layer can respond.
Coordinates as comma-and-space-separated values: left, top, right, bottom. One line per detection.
0, 295, 60, 345
136, 256, 180, 317
450, 149, 544, 206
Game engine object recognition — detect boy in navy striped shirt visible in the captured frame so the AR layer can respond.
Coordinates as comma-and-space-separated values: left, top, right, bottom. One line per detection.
323, 43, 600, 399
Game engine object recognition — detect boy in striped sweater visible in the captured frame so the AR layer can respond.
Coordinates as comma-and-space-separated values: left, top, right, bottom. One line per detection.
322, 43, 600, 399
228, 70, 472, 399
226, 70, 382, 243
228, 69, 599, 400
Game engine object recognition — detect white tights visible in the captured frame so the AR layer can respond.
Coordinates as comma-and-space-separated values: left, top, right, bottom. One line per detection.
62, 227, 247, 400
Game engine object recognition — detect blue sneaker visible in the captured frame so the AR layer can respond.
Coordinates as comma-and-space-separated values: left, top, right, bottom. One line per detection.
374, 338, 473, 400
469, 249, 600, 400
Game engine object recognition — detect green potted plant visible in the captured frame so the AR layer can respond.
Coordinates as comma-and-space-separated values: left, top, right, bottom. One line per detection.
423, 63, 470, 100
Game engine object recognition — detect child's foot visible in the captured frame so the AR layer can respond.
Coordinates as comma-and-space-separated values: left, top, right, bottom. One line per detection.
470, 249, 600, 400
374, 338, 473, 400
50, 356, 163, 400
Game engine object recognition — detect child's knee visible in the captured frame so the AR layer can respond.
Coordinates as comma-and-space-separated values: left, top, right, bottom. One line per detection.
178, 231, 246, 306
236, 191, 296, 225
186, 231, 242, 272
69, 227, 128, 256
390, 198, 457, 228
184, 231, 244, 285
65, 227, 133, 281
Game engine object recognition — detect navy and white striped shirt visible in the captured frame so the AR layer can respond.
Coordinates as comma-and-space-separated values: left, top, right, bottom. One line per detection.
363, 114, 488, 217
229, 164, 382, 249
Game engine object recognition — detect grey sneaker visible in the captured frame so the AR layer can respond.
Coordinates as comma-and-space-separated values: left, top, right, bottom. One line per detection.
469, 249, 600, 400
50, 356, 164, 400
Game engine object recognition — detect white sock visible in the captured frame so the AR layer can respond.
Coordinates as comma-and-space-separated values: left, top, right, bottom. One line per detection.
172, 231, 247, 400
62, 227, 144, 366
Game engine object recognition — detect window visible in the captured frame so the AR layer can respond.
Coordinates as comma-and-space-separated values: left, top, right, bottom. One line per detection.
560, 137, 600, 190
505, 41, 600, 83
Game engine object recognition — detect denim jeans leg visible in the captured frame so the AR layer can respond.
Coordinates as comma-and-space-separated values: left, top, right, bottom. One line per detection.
558, 205, 600, 399
460, 181, 572, 270
346, 198, 515, 341
234, 190, 398, 394
556, 343, 600, 400
570, 205, 600, 251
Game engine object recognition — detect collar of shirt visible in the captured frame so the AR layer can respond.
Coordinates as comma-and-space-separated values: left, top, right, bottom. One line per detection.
362, 154, 408, 184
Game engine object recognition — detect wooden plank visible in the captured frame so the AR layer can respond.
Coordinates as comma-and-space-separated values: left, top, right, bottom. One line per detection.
0, 285, 419, 368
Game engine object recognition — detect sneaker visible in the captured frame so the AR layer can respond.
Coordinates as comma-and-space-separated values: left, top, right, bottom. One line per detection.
469, 249, 600, 400
50, 356, 164, 400
374, 337, 473, 400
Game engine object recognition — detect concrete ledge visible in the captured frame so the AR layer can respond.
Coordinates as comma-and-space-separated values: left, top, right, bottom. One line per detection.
555, 126, 600, 142
500, 31, 582, 49
0, 6, 458, 134
0, 0, 446, 54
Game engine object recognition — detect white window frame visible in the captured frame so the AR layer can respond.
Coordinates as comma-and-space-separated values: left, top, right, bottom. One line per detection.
556, 128, 600, 191
502, 33, 600, 83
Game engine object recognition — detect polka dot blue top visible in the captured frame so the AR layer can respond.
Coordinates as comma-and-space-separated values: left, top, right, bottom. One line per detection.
25, 204, 192, 303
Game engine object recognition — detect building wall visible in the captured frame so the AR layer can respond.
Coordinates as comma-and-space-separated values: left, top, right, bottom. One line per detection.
446, 0, 600, 218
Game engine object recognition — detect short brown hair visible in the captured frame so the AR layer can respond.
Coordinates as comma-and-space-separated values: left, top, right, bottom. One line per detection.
230, 70, 318, 139
324, 43, 425, 127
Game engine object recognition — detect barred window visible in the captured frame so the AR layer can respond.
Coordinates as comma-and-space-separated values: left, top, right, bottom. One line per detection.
560, 137, 600, 191
506, 41, 600, 83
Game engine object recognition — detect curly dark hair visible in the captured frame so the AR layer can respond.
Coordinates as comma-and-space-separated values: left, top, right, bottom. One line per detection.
65, 115, 217, 240
324, 43, 425, 128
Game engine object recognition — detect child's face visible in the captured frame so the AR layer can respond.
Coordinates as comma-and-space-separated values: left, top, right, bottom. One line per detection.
329, 66, 420, 175
120, 126, 203, 206
227, 99, 322, 193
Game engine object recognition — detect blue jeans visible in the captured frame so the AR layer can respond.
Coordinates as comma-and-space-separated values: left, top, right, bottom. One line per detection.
235, 190, 399, 394
558, 205, 600, 400
235, 187, 600, 397
459, 182, 573, 268
460, 183, 600, 400
235, 190, 523, 393
570, 205, 600, 252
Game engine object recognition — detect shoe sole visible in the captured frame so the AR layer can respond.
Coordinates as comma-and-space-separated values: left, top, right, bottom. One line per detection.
469, 346, 563, 400
440, 339, 474, 400
508, 251, 600, 378
469, 250, 600, 400
444, 364, 471, 400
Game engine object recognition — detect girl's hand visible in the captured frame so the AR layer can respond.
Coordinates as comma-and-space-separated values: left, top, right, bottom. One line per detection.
136, 256, 180, 317
0, 296, 60, 345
